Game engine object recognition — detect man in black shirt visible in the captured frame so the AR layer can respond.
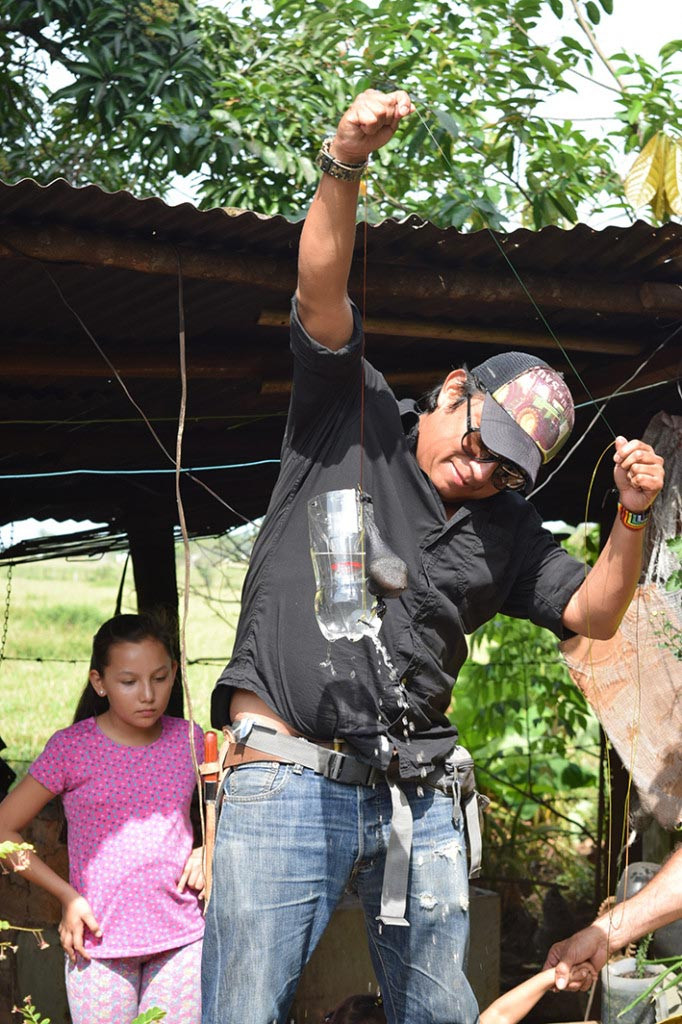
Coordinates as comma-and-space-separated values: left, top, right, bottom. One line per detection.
202, 90, 664, 1024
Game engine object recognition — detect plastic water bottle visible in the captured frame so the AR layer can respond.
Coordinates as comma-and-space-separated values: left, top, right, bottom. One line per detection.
308, 489, 377, 642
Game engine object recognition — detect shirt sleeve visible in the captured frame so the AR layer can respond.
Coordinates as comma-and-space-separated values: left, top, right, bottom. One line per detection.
29, 729, 69, 795
289, 295, 363, 391
285, 296, 366, 454
500, 510, 588, 639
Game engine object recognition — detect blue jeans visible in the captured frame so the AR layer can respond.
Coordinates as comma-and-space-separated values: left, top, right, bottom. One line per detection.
201, 763, 479, 1024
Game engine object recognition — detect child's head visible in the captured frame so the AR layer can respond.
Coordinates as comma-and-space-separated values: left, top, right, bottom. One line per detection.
74, 612, 177, 724
323, 994, 386, 1024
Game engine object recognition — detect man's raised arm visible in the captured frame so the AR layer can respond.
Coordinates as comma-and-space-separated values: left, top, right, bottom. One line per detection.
296, 89, 414, 351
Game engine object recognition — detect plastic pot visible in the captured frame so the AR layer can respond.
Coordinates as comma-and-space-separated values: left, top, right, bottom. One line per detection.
601, 958, 668, 1024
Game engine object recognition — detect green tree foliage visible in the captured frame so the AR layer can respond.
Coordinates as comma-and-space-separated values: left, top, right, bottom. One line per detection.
452, 524, 601, 882
1, 0, 680, 226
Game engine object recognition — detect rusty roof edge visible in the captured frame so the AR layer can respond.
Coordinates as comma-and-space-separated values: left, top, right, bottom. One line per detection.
1, 176, 680, 244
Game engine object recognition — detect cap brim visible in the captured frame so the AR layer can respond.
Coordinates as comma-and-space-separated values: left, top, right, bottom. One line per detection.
479, 393, 540, 489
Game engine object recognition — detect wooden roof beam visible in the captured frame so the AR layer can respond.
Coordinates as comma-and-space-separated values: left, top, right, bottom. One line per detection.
1, 222, 682, 317
259, 310, 644, 355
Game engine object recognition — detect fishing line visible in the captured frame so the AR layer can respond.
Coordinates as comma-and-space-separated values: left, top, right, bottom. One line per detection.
579, 439, 619, 911
531, 321, 682, 498
369, 88, 616, 433
360, 179, 370, 493
432, 98, 656, 900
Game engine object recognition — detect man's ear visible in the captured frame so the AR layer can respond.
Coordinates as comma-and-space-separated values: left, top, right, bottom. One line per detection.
436, 369, 467, 409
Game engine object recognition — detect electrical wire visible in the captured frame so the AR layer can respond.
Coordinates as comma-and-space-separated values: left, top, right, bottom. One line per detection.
0, 460, 280, 481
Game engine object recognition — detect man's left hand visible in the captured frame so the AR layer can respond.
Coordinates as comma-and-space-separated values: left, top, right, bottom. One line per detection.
613, 436, 664, 513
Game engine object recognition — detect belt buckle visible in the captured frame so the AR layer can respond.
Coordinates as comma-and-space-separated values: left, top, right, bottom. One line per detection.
326, 750, 345, 782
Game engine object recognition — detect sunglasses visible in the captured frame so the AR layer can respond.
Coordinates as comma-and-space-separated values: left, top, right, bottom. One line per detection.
460, 394, 527, 491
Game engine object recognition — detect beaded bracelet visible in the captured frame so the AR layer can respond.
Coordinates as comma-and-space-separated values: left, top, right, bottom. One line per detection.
618, 501, 651, 531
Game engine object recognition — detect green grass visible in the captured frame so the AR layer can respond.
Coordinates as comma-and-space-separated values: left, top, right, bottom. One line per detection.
0, 544, 247, 779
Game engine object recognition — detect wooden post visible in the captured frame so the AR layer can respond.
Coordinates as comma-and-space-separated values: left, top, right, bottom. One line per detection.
127, 519, 183, 717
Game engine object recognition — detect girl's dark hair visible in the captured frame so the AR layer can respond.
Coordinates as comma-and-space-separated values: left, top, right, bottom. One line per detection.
324, 994, 386, 1024
73, 611, 177, 723
419, 368, 482, 414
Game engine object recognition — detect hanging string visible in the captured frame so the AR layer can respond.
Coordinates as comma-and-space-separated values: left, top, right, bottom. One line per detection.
173, 251, 207, 866
1, 245, 259, 529
359, 179, 370, 494
0, 523, 14, 672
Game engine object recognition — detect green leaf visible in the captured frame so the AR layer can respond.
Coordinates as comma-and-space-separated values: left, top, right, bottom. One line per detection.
660, 39, 682, 62
130, 1008, 167, 1024
547, 190, 579, 222
548, 0, 563, 16
434, 107, 460, 139
584, 1, 601, 24
597, 0, 613, 12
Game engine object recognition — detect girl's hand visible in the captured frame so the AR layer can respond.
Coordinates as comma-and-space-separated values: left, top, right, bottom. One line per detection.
59, 894, 102, 962
177, 847, 205, 898
564, 962, 597, 992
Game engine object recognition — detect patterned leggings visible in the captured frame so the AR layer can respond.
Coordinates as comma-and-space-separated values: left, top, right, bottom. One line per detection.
65, 937, 202, 1024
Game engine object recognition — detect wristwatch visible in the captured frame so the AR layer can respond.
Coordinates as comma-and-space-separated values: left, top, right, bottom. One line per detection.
315, 137, 368, 182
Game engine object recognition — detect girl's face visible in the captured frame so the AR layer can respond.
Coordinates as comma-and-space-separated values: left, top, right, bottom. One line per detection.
89, 638, 177, 739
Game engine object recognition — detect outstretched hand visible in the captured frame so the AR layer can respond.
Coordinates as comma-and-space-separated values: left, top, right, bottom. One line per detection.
59, 894, 102, 963
613, 436, 664, 514
332, 89, 415, 165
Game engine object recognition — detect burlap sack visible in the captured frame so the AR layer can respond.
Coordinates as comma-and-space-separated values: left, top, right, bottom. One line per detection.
560, 582, 682, 830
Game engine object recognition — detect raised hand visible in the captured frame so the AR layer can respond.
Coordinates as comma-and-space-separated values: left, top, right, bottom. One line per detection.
613, 436, 664, 514
331, 88, 415, 164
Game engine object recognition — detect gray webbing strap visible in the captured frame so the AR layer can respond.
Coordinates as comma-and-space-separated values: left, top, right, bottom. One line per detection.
232, 721, 378, 786
237, 722, 333, 773
377, 777, 412, 928
463, 795, 483, 879
229, 720, 487, 927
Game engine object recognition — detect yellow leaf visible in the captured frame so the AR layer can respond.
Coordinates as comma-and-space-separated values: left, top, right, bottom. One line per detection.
652, 175, 667, 221
624, 132, 666, 209
663, 137, 682, 215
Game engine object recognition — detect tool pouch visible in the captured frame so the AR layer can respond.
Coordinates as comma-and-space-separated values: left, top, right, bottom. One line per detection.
439, 744, 490, 879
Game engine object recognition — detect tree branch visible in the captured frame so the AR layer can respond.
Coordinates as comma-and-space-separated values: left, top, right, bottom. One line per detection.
568, 0, 626, 94
0, 17, 66, 63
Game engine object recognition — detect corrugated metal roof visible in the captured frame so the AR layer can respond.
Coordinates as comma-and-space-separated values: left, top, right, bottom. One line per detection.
0, 177, 679, 553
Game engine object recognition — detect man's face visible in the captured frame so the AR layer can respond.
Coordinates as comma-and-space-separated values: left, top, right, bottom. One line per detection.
416, 370, 501, 506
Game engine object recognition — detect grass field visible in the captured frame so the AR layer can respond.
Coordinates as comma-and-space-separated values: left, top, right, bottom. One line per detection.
0, 540, 247, 778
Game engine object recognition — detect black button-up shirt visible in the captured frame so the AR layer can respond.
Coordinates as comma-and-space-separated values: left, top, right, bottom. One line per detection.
211, 301, 586, 778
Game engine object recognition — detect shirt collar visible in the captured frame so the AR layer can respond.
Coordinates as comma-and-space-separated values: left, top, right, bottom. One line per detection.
399, 398, 421, 451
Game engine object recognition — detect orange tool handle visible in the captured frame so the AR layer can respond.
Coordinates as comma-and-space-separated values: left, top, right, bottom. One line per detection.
204, 730, 218, 784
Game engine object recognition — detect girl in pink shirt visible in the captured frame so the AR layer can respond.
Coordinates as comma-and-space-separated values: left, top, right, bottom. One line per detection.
0, 613, 205, 1024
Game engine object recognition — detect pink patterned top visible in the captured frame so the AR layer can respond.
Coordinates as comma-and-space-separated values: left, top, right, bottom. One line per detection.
30, 715, 205, 958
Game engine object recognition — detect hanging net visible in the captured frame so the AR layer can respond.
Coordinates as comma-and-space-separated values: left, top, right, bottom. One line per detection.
560, 412, 682, 831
